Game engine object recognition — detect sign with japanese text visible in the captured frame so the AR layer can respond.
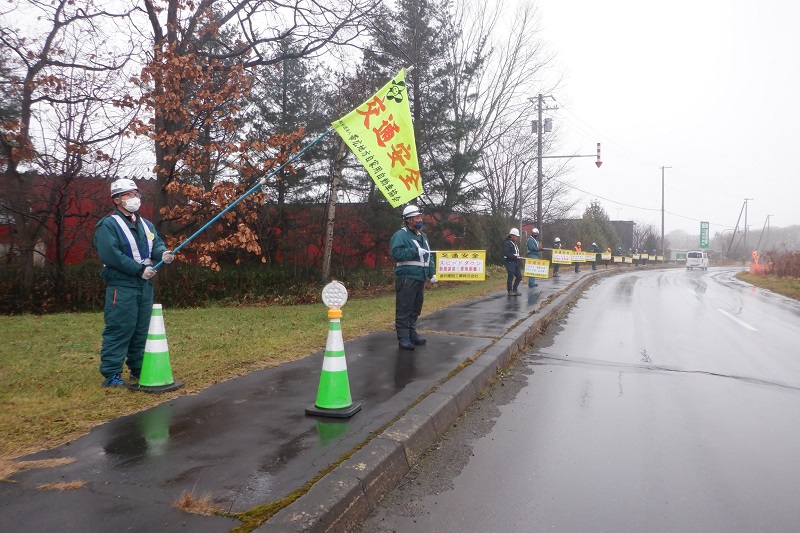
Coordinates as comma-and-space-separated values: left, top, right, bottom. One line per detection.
601, 252, 612, 261
436, 250, 486, 281
656, 255, 664, 261
700, 221, 709, 248
551, 250, 573, 264
624, 256, 633, 264
332, 69, 421, 207
640, 253, 649, 260
524, 259, 550, 278
613, 256, 623, 263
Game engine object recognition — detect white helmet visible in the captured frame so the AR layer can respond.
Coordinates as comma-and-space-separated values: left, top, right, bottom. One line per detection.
592, 242, 597, 246
509, 228, 520, 237
532, 228, 539, 235
110, 178, 138, 197
402, 205, 423, 218
554, 237, 561, 243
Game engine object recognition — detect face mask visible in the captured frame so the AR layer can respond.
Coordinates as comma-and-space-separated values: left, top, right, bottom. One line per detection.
122, 197, 141, 213
414, 221, 424, 230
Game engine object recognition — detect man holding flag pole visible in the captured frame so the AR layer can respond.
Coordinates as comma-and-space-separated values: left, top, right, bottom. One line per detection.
147, 68, 427, 354
331, 68, 431, 350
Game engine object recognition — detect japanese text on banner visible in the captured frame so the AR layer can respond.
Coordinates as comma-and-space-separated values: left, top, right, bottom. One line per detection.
331, 69, 421, 207
524, 259, 550, 278
436, 250, 486, 281
551, 250, 573, 264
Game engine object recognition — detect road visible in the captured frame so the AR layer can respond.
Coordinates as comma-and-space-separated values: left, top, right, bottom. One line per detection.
359, 267, 800, 533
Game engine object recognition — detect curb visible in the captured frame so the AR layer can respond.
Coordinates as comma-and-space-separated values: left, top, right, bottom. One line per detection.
257, 270, 613, 532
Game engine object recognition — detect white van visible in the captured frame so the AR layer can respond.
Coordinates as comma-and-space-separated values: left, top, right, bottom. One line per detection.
686, 250, 709, 270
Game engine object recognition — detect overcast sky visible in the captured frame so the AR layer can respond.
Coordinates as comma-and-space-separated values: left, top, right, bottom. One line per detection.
532, 0, 800, 236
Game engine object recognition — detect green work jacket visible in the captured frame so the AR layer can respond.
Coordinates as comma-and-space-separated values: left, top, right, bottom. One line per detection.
390, 225, 434, 281
94, 209, 168, 287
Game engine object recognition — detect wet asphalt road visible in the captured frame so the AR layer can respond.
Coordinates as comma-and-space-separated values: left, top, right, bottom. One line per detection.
360, 267, 800, 533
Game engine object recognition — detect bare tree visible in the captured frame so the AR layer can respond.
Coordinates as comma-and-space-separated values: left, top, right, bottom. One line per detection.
133, 0, 379, 226
633, 221, 659, 252
0, 0, 136, 299
432, 0, 557, 213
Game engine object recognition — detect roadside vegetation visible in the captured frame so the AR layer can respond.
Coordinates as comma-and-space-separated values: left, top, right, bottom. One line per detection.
736, 273, 800, 300
0, 269, 506, 460
736, 250, 800, 301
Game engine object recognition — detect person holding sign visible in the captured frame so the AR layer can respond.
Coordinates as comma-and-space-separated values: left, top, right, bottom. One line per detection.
552, 237, 563, 277
526, 228, 541, 287
590, 242, 600, 270
391, 205, 436, 351
573, 241, 582, 273
503, 228, 523, 296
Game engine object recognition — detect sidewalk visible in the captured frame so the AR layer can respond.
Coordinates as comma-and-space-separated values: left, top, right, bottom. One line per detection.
1, 269, 608, 532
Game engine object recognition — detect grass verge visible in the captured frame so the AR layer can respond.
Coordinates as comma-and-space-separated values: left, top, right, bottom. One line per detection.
736, 272, 800, 300
0, 270, 506, 460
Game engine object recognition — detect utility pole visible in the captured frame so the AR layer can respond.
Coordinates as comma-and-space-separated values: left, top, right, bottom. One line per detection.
532, 94, 557, 241
536, 94, 543, 241
660, 165, 671, 257
755, 214, 772, 252
727, 200, 746, 258
744, 198, 753, 253
528, 94, 598, 242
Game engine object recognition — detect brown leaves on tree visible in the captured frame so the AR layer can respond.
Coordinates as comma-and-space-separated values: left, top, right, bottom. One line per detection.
126, 33, 308, 271
158, 126, 306, 272
161, 180, 267, 272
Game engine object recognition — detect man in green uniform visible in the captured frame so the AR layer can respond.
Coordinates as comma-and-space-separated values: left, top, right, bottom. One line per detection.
391, 205, 436, 351
526, 228, 541, 287
94, 179, 174, 386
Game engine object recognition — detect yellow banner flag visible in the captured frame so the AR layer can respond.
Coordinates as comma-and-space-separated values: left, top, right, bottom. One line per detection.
332, 69, 421, 207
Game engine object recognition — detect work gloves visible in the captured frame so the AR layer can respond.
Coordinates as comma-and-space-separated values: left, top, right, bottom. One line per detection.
141, 266, 156, 280
162, 251, 175, 263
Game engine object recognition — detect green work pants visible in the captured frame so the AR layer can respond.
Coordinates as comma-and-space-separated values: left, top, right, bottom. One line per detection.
100, 283, 154, 378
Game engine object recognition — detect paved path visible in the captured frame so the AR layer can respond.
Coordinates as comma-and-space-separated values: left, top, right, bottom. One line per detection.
1, 268, 611, 532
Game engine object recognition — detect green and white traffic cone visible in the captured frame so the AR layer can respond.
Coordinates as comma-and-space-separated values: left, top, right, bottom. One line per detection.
128, 304, 184, 393
305, 307, 361, 418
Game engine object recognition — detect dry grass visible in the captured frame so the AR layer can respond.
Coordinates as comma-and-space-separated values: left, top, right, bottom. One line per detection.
0, 271, 506, 459
0, 457, 76, 481
736, 272, 800, 301
173, 490, 223, 516
38, 481, 86, 491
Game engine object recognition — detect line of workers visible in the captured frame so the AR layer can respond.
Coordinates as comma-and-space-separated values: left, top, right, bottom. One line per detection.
503, 228, 655, 296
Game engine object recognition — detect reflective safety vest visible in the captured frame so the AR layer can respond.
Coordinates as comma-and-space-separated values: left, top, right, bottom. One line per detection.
395, 227, 431, 267
110, 215, 154, 266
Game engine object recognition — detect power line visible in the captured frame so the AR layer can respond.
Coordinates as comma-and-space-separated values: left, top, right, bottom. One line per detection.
550, 177, 731, 229
553, 101, 660, 167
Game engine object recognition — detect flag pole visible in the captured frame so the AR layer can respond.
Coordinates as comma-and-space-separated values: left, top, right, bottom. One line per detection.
153, 129, 333, 270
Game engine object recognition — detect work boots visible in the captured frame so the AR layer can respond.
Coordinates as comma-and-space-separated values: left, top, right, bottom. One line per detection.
398, 337, 416, 350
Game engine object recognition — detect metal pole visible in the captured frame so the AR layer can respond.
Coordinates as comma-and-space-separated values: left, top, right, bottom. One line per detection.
152, 128, 333, 270
726, 201, 746, 258
744, 198, 753, 253
660, 166, 669, 257
766, 215, 772, 249
661, 168, 664, 257
518, 161, 525, 235
536, 93, 543, 241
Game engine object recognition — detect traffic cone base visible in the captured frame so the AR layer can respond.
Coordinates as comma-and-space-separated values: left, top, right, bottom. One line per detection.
306, 317, 361, 419
128, 381, 184, 393
305, 402, 361, 418
128, 304, 184, 394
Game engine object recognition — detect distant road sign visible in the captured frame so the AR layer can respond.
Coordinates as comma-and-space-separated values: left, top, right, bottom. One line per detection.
700, 221, 709, 248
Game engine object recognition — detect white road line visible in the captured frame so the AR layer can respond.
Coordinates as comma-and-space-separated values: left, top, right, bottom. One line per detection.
717, 309, 758, 331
